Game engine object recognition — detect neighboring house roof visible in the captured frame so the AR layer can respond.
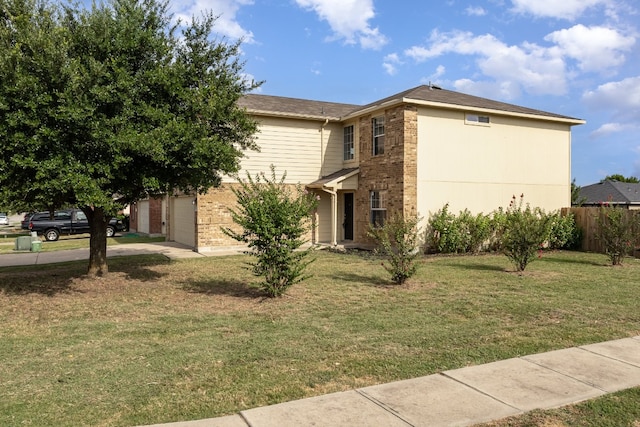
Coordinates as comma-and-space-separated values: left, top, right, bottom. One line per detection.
577, 180, 640, 205
239, 84, 585, 125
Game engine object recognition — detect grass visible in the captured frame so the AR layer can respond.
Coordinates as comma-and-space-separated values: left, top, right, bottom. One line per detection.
478, 387, 640, 426
0, 250, 639, 426
0, 234, 166, 254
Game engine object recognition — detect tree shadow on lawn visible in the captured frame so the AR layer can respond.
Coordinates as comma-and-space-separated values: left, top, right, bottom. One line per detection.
538, 253, 606, 267
108, 255, 168, 281
447, 262, 507, 272
329, 271, 390, 287
0, 270, 80, 296
181, 277, 267, 299
0, 256, 168, 296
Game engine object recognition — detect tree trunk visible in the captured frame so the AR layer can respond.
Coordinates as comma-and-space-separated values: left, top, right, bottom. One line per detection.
84, 207, 109, 276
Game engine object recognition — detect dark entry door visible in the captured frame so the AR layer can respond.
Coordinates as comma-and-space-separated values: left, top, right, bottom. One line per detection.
344, 193, 354, 240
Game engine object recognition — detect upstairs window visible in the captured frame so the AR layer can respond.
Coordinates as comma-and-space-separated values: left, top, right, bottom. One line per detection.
343, 125, 354, 161
370, 190, 387, 227
372, 116, 385, 155
465, 114, 490, 125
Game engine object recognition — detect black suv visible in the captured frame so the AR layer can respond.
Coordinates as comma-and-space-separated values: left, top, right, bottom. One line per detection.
28, 209, 125, 241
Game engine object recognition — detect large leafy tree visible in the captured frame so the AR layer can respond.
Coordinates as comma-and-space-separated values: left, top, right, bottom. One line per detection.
0, 0, 260, 275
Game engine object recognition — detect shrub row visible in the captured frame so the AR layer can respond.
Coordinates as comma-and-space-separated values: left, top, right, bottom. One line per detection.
425, 198, 581, 256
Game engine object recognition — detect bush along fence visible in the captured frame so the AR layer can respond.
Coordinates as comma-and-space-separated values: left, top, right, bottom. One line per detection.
425, 199, 580, 255
425, 201, 640, 267
562, 206, 640, 262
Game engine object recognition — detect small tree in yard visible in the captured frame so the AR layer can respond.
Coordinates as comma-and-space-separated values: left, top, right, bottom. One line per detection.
368, 214, 422, 285
224, 166, 319, 297
499, 194, 552, 272
596, 205, 639, 265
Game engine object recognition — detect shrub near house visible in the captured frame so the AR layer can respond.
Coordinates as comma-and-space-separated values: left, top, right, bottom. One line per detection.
425, 197, 580, 271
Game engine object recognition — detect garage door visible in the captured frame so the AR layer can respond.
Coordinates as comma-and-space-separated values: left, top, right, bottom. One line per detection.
137, 200, 150, 234
170, 196, 196, 248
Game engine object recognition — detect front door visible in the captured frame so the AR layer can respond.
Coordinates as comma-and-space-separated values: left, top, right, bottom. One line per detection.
343, 193, 354, 240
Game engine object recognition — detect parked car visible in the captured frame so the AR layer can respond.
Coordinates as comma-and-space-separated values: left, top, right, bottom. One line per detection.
0, 213, 8, 226
21, 212, 34, 230
28, 209, 126, 241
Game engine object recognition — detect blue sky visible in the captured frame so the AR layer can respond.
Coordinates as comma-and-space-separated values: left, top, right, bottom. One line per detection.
170, 0, 639, 186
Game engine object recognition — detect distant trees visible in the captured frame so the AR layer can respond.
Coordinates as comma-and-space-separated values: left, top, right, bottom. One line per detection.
600, 174, 640, 183
571, 178, 587, 206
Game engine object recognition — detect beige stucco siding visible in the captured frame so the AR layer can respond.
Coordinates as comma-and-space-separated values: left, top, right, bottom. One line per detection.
416, 107, 571, 217
223, 116, 344, 184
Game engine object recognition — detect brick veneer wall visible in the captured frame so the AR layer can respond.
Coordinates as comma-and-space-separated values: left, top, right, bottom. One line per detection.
129, 197, 163, 235
195, 183, 315, 250
354, 105, 418, 244
196, 184, 242, 249
129, 202, 138, 232
149, 197, 163, 234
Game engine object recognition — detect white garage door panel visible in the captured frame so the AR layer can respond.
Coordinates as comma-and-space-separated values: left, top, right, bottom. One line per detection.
137, 200, 150, 234
171, 197, 195, 248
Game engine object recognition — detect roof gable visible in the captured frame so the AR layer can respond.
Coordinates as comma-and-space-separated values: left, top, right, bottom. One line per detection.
353, 85, 582, 122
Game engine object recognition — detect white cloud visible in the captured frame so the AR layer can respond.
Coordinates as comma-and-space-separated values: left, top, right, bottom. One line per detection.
590, 122, 633, 138
582, 76, 640, 123
431, 65, 446, 79
173, 0, 255, 42
510, 0, 611, 20
453, 79, 522, 100
465, 6, 487, 16
405, 30, 567, 97
545, 25, 635, 73
419, 65, 447, 86
583, 76, 640, 137
583, 76, 640, 112
294, 0, 388, 50
382, 53, 402, 75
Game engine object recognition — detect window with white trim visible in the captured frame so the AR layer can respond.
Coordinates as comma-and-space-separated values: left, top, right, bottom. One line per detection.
370, 190, 387, 227
343, 125, 354, 161
372, 116, 385, 155
465, 114, 490, 125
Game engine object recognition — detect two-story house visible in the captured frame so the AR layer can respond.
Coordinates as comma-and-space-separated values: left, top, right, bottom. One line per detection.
130, 84, 584, 251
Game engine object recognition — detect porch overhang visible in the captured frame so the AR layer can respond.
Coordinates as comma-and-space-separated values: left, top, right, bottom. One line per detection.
307, 168, 359, 246
307, 167, 359, 191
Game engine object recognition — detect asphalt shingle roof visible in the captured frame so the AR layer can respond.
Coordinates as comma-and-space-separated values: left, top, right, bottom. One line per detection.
237, 94, 359, 120
578, 180, 640, 205
238, 84, 583, 123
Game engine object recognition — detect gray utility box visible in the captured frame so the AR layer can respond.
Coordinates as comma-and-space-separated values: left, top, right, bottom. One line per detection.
15, 236, 32, 251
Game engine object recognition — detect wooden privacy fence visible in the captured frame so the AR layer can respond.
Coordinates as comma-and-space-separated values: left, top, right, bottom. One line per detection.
561, 207, 640, 254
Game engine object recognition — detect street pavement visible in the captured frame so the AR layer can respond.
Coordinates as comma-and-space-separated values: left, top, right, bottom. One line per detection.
0, 240, 239, 267
1, 241, 639, 426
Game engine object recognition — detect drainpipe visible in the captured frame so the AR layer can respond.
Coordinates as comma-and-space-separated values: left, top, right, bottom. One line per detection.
320, 118, 328, 177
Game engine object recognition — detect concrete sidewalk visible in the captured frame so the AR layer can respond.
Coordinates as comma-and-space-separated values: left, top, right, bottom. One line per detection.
0, 241, 217, 267
140, 336, 640, 427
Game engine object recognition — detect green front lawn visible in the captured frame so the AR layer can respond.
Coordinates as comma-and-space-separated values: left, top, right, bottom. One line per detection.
0, 250, 638, 426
